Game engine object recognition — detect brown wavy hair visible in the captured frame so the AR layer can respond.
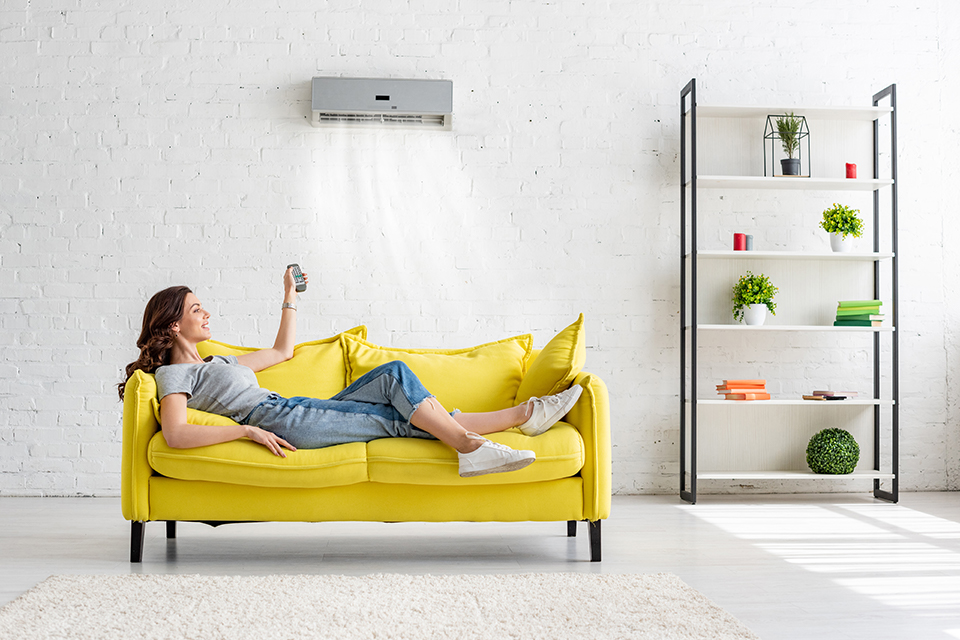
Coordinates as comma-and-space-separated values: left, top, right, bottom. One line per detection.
118, 286, 192, 401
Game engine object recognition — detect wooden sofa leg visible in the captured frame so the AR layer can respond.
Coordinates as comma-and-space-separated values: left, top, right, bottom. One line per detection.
567, 520, 578, 537
130, 521, 145, 563
166, 521, 177, 539
588, 520, 601, 562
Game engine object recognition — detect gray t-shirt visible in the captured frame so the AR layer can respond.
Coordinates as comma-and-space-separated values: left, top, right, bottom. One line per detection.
155, 355, 273, 423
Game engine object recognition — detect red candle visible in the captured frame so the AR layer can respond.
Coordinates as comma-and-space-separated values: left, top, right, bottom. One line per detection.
845, 163, 857, 179
733, 233, 746, 251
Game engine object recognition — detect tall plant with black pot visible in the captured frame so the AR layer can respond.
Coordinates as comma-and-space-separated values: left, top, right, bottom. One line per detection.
776, 112, 803, 176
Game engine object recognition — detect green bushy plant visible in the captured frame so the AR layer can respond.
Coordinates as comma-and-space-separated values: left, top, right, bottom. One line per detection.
820, 203, 864, 239
806, 428, 860, 474
731, 271, 778, 322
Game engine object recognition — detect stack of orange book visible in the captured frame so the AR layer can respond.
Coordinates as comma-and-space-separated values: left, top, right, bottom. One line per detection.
716, 379, 770, 401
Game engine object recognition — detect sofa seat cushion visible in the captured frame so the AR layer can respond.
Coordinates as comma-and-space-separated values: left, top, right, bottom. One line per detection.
148, 434, 368, 489
367, 423, 584, 486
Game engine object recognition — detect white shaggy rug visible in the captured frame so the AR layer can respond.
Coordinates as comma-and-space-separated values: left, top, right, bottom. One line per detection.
0, 573, 759, 640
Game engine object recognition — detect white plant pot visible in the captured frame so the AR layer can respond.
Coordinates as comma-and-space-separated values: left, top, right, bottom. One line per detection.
830, 232, 852, 252
742, 304, 767, 326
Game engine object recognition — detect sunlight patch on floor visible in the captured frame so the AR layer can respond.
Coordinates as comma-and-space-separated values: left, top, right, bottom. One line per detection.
757, 542, 960, 573
836, 576, 960, 611
678, 504, 899, 540
680, 501, 960, 622
840, 504, 960, 539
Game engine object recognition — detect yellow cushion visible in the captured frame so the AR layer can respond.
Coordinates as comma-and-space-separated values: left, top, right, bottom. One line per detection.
515, 314, 586, 404
197, 326, 366, 399
147, 432, 368, 489
343, 333, 533, 413
367, 424, 584, 486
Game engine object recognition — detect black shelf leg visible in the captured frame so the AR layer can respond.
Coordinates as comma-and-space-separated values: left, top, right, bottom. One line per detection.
166, 521, 177, 539
130, 521, 145, 563
588, 520, 601, 562
567, 520, 578, 537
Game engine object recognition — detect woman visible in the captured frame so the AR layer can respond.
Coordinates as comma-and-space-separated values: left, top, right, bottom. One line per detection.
118, 268, 582, 478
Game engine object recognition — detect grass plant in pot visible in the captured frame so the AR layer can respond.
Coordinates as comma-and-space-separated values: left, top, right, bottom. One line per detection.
820, 202, 864, 252
776, 112, 803, 176
732, 271, 778, 326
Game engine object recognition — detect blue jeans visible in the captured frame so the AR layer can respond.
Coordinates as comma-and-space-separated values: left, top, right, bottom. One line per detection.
241, 361, 441, 449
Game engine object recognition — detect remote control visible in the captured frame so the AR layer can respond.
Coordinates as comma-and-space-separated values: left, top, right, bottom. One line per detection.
287, 263, 307, 292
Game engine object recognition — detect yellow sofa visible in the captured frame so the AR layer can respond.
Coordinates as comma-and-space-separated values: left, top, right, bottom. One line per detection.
121, 318, 611, 562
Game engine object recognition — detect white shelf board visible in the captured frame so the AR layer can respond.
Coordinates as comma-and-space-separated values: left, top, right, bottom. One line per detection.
688, 175, 893, 191
692, 399, 895, 406
692, 104, 892, 121
696, 470, 896, 480
691, 324, 894, 332
688, 250, 894, 261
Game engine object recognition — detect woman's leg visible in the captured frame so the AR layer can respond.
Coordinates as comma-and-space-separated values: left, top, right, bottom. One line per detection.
408, 397, 482, 453
452, 405, 530, 435
331, 362, 496, 453
331, 361, 429, 419
457, 385, 584, 438
410, 397, 536, 477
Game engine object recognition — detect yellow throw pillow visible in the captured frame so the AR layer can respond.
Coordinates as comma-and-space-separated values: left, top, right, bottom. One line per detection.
515, 314, 585, 404
343, 333, 533, 413
198, 326, 366, 399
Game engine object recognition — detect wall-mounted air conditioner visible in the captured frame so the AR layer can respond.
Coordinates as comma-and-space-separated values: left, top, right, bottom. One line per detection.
311, 77, 453, 130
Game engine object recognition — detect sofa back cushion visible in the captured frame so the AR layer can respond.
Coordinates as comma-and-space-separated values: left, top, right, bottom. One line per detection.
515, 314, 586, 404
342, 333, 533, 413
197, 326, 366, 399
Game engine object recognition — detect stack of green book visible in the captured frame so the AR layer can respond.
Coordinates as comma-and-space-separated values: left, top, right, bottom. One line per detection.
834, 300, 884, 327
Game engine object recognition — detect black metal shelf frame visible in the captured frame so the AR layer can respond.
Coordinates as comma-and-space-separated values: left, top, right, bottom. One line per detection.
679, 79, 899, 504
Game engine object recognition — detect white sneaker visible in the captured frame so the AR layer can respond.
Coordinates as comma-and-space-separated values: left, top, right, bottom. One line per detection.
517, 385, 583, 436
458, 433, 536, 478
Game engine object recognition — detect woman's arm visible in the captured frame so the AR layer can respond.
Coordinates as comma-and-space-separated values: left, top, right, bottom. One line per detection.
159, 392, 296, 457
236, 267, 305, 373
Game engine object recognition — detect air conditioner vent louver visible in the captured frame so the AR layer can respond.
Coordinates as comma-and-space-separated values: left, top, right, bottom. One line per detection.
314, 112, 448, 128
311, 77, 452, 130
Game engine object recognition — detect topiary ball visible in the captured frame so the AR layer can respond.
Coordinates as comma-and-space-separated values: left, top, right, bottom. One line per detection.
806, 428, 860, 474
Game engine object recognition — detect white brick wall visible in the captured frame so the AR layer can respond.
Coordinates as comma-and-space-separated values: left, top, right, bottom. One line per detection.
0, 0, 955, 495
942, 0, 960, 492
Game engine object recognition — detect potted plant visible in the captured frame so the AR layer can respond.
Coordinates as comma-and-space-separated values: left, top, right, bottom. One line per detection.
820, 202, 864, 252
732, 271, 779, 326
776, 112, 803, 175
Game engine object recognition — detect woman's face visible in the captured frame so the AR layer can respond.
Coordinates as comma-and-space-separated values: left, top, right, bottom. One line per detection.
172, 292, 211, 343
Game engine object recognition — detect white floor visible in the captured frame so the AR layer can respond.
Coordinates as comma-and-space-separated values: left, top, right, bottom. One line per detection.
2, 492, 960, 640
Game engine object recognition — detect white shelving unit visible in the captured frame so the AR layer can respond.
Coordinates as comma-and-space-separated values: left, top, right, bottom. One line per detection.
694, 250, 895, 261
693, 325, 895, 332
693, 399, 895, 406
693, 176, 893, 191
679, 79, 899, 503
697, 471, 897, 481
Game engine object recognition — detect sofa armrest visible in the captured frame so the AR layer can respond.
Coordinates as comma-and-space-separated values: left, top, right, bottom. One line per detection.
121, 370, 161, 522
567, 371, 611, 521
